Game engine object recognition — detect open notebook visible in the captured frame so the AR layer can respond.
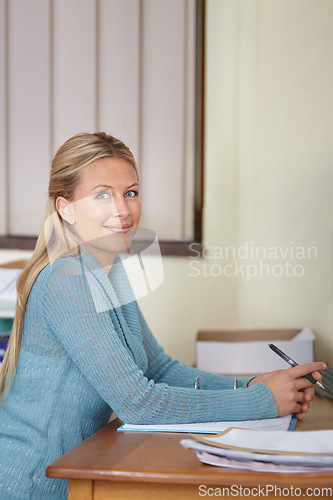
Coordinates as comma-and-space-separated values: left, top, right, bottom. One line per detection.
117, 414, 296, 434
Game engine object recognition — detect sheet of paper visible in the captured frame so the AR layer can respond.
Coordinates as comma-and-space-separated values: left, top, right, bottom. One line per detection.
196, 451, 333, 473
195, 427, 333, 455
118, 414, 292, 434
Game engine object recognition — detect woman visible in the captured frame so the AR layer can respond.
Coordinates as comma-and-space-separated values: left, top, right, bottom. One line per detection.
0, 132, 325, 499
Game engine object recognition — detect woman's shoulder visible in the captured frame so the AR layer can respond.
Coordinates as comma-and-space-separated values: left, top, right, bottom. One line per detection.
33, 254, 84, 290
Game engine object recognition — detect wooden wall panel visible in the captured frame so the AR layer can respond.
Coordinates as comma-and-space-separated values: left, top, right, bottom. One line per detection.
183, 0, 196, 240
8, 0, 51, 235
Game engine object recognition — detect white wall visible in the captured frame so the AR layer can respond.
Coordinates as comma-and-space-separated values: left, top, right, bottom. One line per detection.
138, 0, 333, 367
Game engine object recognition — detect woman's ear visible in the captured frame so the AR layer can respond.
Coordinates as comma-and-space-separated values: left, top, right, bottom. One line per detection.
56, 196, 76, 225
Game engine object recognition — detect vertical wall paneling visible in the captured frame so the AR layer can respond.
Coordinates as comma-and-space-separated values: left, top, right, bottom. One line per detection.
2, 0, 198, 243
140, 0, 187, 240
0, 0, 7, 235
8, 0, 51, 235
98, 0, 140, 166
52, 0, 96, 152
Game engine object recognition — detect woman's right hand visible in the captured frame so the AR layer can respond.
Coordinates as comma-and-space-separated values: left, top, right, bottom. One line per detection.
248, 362, 326, 418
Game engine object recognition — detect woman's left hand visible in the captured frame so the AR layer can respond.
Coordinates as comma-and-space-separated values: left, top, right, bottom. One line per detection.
248, 368, 318, 419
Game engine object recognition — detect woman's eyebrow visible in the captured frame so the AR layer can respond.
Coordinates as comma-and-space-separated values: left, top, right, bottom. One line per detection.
92, 182, 139, 191
92, 184, 113, 191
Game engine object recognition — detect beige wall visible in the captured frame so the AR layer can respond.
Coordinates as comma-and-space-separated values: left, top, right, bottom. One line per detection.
138, 0, 333, 367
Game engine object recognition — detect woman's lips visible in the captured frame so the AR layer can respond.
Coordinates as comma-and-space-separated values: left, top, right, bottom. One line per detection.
103, 225, 132, 233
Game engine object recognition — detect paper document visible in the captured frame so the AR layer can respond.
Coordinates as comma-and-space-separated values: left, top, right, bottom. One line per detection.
196, 451, 333, 473
181, 428, 333, 468
118, 414, 293, 434
0, 268, 21, 318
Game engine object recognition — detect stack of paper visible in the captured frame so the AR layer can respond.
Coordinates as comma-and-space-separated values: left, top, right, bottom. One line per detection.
0, 268, 21, 318
181, 428, 333, 473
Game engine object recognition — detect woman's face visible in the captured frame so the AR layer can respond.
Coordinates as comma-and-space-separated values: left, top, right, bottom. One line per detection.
57, 157, 141, 268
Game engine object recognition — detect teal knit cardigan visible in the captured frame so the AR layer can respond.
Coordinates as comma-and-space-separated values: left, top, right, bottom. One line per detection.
0, 250, 276, 499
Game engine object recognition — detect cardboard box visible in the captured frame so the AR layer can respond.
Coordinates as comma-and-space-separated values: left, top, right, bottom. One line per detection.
196, 327, 315, 376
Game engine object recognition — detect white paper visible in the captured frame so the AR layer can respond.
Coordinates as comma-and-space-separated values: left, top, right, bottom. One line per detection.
0, 268, 21, 318
196, 451, 333, 473
199, 427, 333, 454
181, 428, 333, 467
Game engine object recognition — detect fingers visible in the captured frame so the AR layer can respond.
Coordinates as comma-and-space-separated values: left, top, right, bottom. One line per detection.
292, 399, 310, 415
291, 362, 326, 380
293, 402, 302, 414
253, 363, 323, 418
262, 367, 319, 417
309, 370, 324, 382
294, 377, 314, 391
295, 387, 315, 418
300, 403, 310, 413
295, 388, 315, 403
303, 386, 315, 402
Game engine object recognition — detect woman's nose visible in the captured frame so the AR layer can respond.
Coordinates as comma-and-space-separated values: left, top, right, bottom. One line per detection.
112, 196, 129, 218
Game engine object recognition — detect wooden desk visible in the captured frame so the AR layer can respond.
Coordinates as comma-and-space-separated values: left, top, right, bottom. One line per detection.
46, 397, 333, 500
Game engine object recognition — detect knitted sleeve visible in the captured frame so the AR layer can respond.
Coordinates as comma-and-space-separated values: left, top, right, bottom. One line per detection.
41, 260, 277, 424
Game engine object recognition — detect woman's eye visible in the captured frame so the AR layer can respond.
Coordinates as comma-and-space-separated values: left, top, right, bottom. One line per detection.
95, 191, 110, 200
125, 190, 138, 198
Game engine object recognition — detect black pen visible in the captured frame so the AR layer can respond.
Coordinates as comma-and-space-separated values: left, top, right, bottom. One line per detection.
268, 343, 325, 390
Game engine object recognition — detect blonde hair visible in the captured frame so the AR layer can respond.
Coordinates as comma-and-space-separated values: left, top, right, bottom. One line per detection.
0, 132, 138, 399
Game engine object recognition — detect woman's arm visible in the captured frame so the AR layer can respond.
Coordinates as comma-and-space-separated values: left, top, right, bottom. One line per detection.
40, 259, 277, 424
139, 308, 326, 419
